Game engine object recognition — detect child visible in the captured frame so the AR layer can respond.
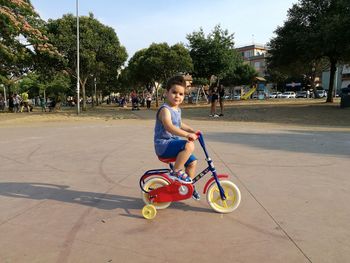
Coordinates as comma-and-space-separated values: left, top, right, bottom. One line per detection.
154, 75, 200, 200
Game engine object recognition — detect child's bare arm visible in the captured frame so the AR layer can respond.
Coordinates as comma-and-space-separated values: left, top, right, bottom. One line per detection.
181, 122, 195, 133
159, 108, 194, 139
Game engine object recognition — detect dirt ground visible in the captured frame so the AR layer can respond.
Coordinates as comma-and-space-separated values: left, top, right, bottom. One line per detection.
1, 98, 349, 128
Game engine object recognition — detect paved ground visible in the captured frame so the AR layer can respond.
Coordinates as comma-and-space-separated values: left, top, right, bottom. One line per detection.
0, 106, 350, 263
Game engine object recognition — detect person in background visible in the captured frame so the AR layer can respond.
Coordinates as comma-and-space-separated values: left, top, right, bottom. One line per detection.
146, 92, 152, 109
13, 93, 20, 113
209, 83, 219, 117
40, 96, 46, 112
218, 84, 225, 116
20, 91, 30, 113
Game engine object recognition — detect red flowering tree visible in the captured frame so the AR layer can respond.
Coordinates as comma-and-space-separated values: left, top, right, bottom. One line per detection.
0, 0, 60, 86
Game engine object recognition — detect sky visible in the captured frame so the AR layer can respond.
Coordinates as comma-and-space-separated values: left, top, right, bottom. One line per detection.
30, 0, 298, 59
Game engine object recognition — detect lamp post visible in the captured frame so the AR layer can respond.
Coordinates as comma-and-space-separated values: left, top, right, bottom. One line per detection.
76, 0, 80, 114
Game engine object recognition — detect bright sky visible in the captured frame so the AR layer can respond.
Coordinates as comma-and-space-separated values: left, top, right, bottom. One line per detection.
31, 0, 298, 59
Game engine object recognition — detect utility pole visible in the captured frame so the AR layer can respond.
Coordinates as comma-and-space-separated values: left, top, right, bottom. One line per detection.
76, 0, 80, 114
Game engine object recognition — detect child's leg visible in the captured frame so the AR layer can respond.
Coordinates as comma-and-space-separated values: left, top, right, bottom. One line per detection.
220, 99, 224, 114
210, 100, 217, 115
173, 141, 194, 172
185, 160, 197, 179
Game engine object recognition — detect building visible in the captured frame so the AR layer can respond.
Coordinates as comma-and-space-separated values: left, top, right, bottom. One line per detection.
322, 64, 350, 95
235, 44, 268, 77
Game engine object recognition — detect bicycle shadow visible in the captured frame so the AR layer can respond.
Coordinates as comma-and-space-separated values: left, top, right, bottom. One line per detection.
0, 182, 212, 218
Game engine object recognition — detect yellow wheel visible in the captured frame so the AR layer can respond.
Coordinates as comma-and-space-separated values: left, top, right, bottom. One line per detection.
142, 177, 171, 209
206, 180, 241, 213
142, 204, 157, 220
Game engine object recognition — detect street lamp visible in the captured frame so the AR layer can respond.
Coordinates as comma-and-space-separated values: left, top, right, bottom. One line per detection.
76, 0, 80, 114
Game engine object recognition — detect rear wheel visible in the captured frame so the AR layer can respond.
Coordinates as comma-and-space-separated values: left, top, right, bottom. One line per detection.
142, 177, 171, 209
206, 180, 241, 213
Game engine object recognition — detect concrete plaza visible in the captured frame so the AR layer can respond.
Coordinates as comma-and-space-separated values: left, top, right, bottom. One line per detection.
0, 111, 349, 263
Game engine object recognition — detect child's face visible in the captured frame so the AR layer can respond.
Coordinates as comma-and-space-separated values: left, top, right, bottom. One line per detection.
166, 84, 185, 107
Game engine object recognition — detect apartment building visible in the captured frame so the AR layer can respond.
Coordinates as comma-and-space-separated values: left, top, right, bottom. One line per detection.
235, 44, 268, 77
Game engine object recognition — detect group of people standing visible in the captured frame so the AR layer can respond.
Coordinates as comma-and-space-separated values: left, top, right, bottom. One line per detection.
0, 91, 55, 113
0, 91, 32, 113
208, 83, 225, 117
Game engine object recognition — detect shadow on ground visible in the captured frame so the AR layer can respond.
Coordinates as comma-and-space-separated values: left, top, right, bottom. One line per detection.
0, 182, 212, 217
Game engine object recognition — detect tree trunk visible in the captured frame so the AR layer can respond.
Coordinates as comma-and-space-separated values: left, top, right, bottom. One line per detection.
327, 58, 337, 103
155, 82, 160, 107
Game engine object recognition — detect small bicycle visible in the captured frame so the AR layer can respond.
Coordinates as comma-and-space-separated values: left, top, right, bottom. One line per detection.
139, 132, 241, 219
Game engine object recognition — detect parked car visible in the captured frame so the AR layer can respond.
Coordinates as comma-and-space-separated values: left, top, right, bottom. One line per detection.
296, 91, 307, 98
281, 91, 296, 98
316, 90, 327, 98
232, 94, 241, 100
269, 92, 282, 98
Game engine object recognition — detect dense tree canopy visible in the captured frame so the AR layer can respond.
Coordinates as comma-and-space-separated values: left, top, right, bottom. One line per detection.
187, 25, 241, 82
46, 13, 127, 110
126, 42, 193, 106
268, 0, 350, 102
221, 63, 257, 86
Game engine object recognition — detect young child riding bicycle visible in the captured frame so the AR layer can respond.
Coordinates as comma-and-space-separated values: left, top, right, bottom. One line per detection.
154, 75, 200, 200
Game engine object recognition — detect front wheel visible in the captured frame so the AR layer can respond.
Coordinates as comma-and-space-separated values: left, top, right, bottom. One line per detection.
206, 180, 241, 213
141, 177, 171, 209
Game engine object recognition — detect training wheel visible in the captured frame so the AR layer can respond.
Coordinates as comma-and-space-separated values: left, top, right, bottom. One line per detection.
142, 204, 157, 219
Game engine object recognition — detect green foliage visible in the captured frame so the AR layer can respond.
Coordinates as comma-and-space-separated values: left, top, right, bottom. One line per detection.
187, 25, 241, 81
125, 42, 193, 106
268, 0, 350, 102
192, 77, 209, 86
17, 73, 40, 96
45, 72, 71, 97
221, 63, 258, 86
126, 43, 193, 89
46, 13, 127, 109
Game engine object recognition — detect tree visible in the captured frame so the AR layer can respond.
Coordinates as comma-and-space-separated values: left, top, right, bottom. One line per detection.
187, 25, 241, 82
221, 63, 258, 86
268, 0, 350, 102
126, 43, 193, 106
0, 0, 60, 89
46, 13, 127, 110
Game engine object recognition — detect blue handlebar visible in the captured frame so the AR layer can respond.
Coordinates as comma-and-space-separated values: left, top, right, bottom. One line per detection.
197, 132, 210, 159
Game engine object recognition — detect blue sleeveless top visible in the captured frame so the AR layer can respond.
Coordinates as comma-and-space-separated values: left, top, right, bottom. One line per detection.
154, 103, 181, 156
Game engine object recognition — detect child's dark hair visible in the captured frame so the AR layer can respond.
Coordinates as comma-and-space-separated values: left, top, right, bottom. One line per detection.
166, 75, 186, 91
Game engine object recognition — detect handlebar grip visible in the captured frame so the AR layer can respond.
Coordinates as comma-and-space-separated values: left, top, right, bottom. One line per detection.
195, 130, 202, 137
188, 131, 201, 142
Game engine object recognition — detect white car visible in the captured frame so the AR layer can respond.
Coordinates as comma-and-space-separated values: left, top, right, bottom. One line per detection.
232, 94, 241, 100
316, 90, 327, 98
281, 91, 296, 98
269, 92, 282, 98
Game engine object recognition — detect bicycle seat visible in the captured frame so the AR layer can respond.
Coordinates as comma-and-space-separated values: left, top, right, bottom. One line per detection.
158, 157, 176, 163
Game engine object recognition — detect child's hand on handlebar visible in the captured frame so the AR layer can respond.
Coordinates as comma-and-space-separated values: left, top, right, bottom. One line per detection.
187, 133, 198, 141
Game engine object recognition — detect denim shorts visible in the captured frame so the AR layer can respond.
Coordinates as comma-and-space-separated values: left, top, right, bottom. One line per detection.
159, 139, 197, 167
